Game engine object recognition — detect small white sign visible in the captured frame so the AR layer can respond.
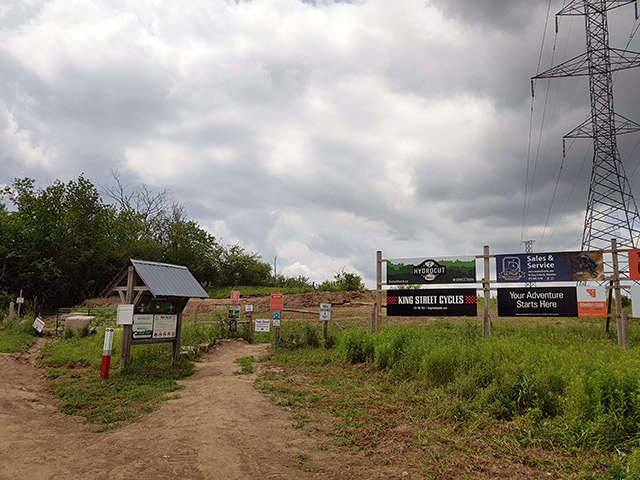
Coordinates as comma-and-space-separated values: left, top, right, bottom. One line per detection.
245, 304, 253, 312
132, 314, 154, 339
255, 319, 271, 333
319, 303, 332, 321
33, 317, 45, 333
116, 304, 135, 325
16, 297, 24, 304
153, 314, 177, 338
272, 318, 280, 328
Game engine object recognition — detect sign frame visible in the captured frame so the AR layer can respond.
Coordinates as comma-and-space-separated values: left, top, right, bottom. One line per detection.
497, 287, 578, 317
386, 256, 477, 285
386, 288, 478, 316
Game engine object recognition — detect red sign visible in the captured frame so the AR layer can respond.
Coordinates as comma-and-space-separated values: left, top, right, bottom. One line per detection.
629, 249, 640, 281
270, 292, 283, 311
231, 291, 240, 306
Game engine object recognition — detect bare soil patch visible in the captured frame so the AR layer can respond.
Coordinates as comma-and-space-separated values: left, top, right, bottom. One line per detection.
0, 336, 414, 480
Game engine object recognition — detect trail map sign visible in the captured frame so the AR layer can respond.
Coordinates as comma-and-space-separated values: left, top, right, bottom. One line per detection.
386, 257, 476, 285
496, 251, 604, 283
497, 287, 577, 317
386, 289, 477, 316
153, 314, 177, 338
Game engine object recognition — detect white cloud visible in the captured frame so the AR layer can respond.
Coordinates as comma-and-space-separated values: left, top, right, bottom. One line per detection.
1, 0, 639, 287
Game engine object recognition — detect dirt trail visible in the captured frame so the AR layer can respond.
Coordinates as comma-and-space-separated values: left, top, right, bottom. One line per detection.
0, 339, 373, 480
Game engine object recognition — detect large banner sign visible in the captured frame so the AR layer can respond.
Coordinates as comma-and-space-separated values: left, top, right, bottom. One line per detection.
386, 289, 477, 316
386, 256, 476, 285
497, 287, 577, 317
496, 251, 604, 283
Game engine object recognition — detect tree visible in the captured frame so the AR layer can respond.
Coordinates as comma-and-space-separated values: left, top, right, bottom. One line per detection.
319, 269, 365, 292
219, 245, 272, 286
1, 176, 118, 308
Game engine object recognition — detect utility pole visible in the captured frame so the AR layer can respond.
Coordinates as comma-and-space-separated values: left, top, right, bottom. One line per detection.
533, 0, 640, 250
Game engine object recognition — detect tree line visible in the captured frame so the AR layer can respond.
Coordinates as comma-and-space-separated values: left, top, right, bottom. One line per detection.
0, 175, 363, 311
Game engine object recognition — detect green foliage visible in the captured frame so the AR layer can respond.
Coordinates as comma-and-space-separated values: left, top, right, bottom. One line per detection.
41, 330, 112, 368
268, 320, 640, 458
233, 356, 255, 375
207, 285, 314, 298
319, 269, 364, 292
0, 324, 37, 353
340, 329, 375, 364
41, 325, 203, 430
0, 176, 273, 310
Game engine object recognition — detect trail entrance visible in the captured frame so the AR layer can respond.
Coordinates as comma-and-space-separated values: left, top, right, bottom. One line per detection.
0, 339, 367, 480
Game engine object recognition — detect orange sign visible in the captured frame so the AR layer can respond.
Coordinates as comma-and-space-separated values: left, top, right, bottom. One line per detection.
270, 292, 283, 311
577, 286, 607, 318
629, 249, 640, 280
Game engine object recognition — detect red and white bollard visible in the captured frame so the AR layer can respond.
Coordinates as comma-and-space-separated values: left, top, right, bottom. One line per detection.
100, 327, 115, 379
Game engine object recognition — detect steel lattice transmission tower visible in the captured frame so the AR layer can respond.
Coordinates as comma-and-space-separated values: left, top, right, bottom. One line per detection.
533, 0, 640, 250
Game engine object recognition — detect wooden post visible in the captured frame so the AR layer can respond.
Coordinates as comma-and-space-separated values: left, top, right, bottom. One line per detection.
482, 245, 491, 338
172, 298, 187, 363
9, 302, 14, 330
370, 305, 376, 334
606, 282, 613, 332
120, 266, 135, 368
323, 319, 328, 342
376, 250, 382, 333
611, 239, 627, 348
16, 289, 23, 319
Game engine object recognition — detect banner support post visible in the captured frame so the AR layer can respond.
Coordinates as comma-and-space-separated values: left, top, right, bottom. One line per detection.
611, 239, 627, 348
376, 250, 382, 333
483, 245, 491, 338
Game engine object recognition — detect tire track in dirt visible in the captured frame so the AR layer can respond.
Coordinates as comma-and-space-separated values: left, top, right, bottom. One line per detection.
1, 339, 336, 480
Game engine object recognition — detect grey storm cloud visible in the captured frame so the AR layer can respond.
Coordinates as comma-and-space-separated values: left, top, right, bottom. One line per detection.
1, 0, 639, 286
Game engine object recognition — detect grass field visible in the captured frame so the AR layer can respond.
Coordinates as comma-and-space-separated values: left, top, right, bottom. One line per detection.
4, 306, 640, 477
258, 317, 640, 479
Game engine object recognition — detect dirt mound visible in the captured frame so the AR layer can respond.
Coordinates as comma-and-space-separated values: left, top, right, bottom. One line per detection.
83, 290, 377, 316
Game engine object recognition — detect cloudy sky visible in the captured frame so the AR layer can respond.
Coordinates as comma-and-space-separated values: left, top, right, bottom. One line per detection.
1, 0, 640, 287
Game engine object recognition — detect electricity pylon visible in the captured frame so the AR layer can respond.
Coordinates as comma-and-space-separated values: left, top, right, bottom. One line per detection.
533, 0, 640, 250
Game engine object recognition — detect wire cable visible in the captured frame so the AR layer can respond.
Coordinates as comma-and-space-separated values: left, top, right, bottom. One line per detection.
523, 0, 555, 245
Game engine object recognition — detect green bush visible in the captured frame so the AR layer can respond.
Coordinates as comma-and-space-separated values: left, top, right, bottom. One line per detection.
341, 329, 374, 364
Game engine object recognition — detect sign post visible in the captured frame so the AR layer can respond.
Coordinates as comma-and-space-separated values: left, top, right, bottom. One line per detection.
100, 327, 115, 379
320, 303, 331, 341
246, 305, 254, 343
271, 293, 283, 346
15, 289, 23, 330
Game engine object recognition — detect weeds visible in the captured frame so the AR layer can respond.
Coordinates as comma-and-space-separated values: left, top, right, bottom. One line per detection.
259, 318, 640, 477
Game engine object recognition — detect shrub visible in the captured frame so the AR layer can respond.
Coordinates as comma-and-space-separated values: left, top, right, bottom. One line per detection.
341, 330, 374, 364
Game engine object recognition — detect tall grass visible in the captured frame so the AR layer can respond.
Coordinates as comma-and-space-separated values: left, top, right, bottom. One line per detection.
338, 319, 640, 451
0, 317, 38, 353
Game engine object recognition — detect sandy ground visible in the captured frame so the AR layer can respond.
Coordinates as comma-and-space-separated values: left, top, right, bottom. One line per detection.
0, 335, 409, 480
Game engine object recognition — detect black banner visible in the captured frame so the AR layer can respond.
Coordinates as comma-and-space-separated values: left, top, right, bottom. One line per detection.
497, 287, 577, 317
386, 289, 477, 316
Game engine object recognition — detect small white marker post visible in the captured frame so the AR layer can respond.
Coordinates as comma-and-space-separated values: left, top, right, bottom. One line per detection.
100, 327, 115, 380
